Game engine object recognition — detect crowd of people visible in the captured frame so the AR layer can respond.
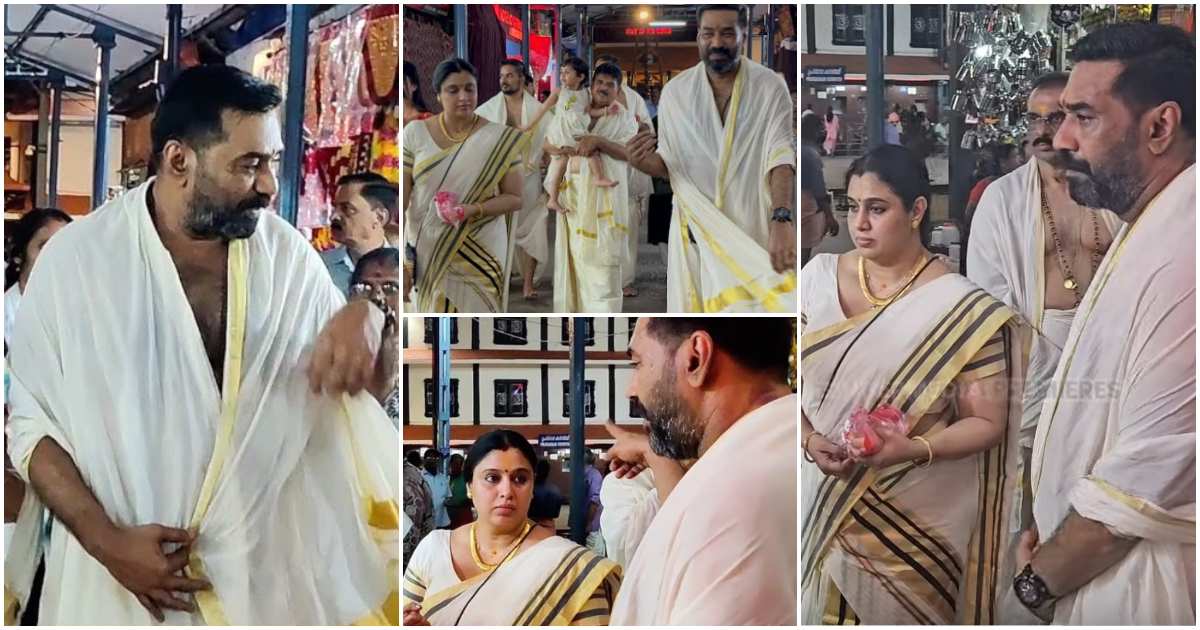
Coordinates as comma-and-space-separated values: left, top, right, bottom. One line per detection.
4, 64, 399, 625
402, 317, 798, 625
402, 5, 797, 313
801, 23, 1195, 625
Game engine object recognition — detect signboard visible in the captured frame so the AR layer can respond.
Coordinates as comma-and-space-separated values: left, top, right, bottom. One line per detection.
804, 66, 846, 85
624, 27, 673, 36
539, 433, 571, 449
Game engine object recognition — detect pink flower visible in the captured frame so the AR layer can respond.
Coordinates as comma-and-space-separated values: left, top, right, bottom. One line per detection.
608, 103, 620, 116
840, 404, 907, 457
434, 190, 466, 226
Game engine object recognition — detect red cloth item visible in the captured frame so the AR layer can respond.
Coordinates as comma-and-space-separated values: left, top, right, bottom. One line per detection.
968, 176, 995, 207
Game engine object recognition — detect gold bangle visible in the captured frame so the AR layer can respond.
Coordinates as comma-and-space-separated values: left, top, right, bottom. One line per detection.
802, 432, 820, 463
913, 436, 933, 468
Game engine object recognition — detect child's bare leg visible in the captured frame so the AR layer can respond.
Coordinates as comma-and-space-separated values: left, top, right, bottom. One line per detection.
591, 155, 617, 187
545, 156, 568, 213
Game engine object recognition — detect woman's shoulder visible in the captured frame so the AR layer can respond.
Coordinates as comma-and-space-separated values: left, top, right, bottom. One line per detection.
403, 117, 433, 146
801, 253, 841, 286
412, 528, 452, 558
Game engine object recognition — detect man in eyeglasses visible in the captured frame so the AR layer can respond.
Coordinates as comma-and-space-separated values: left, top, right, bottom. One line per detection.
965, 72, 1124, 620
350, 247, 399, 425
325, 173, 398, 296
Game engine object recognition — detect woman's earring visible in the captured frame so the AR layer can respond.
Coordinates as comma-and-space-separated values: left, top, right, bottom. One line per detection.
911, 218, 920, 230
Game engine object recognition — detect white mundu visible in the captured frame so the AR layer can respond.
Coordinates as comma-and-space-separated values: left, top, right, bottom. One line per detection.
611, 394, 797, 625
618, 82, 654, 289
1031, 165, 1196, 625
967, 157, 1123, 448
476, 90, 551, 283
553, 102, 638, 313
656, 57, 796, 312
5, 180, 398, 625
599, 467, 658, 569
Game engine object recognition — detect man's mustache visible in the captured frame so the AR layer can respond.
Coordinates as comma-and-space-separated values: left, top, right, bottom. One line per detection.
1057, 154, 1093, 175
708, 47, 734, 58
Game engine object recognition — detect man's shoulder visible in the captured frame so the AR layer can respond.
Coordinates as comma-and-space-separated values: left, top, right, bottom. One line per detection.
319, 244, 349, 265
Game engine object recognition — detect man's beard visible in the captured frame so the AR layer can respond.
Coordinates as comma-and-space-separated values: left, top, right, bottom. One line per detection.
186, 173, 268, 240
1057, 128, 1145, 216
642, 371, 704, 460
702, 45, 740, 74
500, 83, 519, 95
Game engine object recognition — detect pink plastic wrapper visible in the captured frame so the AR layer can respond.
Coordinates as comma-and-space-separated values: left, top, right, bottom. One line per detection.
840, 404, 907, 456
434, 191, 466, 226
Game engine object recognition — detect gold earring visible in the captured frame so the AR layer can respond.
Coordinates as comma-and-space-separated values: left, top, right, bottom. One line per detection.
911, 218, 920, 229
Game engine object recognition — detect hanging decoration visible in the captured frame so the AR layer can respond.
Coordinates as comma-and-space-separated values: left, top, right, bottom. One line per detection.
951, 6, 1053, 149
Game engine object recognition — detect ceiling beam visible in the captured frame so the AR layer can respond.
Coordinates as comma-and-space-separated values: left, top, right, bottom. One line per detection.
6, 6, 52, 55
45, 4, 162, 49
5, 49, 96, 87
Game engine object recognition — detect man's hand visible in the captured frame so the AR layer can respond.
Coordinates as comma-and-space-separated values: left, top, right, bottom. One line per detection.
768, 220, 797, 273
1016, 528, 1040, 570
308, 299, 385, 396
625, 130, 656, 165
604, 421, 650, 478
92, 524, 211, 621
575, 135, 601, 157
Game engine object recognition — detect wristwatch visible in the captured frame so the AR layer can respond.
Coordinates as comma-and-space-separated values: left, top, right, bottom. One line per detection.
1013, 563, 1056, 612
771, 206, 794, 223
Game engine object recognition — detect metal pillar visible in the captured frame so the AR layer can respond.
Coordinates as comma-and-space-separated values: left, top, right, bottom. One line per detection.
163, 5, 183, 84
454, 4, 468, 60
554, 5, 562, 89
521, 5, 531, 65
865, 5, 885, 150
567, 317, 588, 545
433, 317, 452, 473
745, 6, 754, 59
48, 74, 63, 208
948, 7, 975, 226
763, 5, 776, 68
35, 89, 49, 207
90, 25, 115, 208
278, 4, 312, 226
575, 6, 585, 59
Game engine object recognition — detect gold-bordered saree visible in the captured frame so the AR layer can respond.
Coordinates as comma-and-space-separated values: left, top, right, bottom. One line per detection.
403, 531, 621, 626
800, 256, 1030, 625
403, 119, 528, 313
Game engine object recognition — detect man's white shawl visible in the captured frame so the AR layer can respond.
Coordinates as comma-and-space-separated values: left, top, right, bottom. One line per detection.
5, 180, 398, 625
657, 58, 796, 312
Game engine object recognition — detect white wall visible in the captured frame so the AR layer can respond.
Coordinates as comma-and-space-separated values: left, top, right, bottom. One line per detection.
57, 121, 124, 198
805, 5, 938, 58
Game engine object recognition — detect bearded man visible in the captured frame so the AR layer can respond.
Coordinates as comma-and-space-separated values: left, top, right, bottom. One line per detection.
5, 65, 397, 625
604, 317, 796, 624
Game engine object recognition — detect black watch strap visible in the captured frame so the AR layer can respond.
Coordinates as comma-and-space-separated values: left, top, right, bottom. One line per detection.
1013, 563, 1055, 610
771, 206, 794, 223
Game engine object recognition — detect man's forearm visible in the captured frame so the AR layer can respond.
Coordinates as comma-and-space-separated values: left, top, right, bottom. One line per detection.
769, 164, 795, 211
645, 452, 686, 502
631, 151, 669, 179
1032, 510, 1138, 597
596, 137, 628, 162
28, 437, 117, 557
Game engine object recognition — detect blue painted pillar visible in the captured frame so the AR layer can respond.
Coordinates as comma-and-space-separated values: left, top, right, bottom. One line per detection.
90, 25, 115, 208
568, 317, 588, 545
278, 4, 312, 226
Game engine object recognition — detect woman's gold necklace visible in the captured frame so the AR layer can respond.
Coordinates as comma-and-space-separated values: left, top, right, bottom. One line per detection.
439, 112, 477, 143
858, 253, 928, 307
470, 520, 532, 571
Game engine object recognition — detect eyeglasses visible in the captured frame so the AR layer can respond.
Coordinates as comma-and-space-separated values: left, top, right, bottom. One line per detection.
350, 281, 400, 297
1024, 111, 1065, 127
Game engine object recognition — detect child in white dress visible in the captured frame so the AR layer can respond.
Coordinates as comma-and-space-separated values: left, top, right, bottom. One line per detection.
524, 56, 618, 213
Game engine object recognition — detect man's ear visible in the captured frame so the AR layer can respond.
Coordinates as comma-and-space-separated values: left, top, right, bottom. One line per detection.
683, 332, 715, 389
161, 140, 195, 184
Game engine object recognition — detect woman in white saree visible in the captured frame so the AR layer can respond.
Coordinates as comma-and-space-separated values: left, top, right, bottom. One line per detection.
800, 145, 1030, 625
403, 430, 621, 626
403, 58, 524, 313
